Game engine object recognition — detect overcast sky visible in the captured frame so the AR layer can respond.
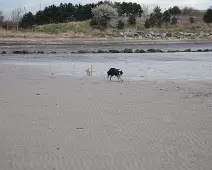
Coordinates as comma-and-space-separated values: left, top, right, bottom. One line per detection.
0, 0, 211, 17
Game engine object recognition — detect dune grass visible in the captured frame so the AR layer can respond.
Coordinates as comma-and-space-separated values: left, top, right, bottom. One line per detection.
36, 21, 94, 34
0, 17, 211, 39
0, 28, 55, 38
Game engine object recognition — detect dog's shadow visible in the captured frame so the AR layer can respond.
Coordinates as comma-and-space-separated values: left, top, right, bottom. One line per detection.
105, 79, 124, 84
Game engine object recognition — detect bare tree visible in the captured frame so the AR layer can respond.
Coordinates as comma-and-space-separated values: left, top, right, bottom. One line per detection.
141, 4, 158, 17
181, 6, 193, 16
141, 4, 150, 17
11, 8, 23, 30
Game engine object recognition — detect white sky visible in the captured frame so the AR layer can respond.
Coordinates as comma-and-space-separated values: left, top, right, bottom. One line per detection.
0, 0, 211, 18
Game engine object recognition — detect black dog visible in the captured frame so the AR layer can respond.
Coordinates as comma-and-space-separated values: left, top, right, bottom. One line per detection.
107, 68, 123, 81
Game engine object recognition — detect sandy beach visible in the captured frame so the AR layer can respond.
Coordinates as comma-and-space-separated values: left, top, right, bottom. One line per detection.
0, 60, 212, 170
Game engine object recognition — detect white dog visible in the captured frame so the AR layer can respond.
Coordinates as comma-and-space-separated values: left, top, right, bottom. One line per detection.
85, 65, 95, 76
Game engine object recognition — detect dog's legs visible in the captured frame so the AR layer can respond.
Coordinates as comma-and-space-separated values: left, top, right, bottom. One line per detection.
110, 75, 113, 81
117, 75, 123, 82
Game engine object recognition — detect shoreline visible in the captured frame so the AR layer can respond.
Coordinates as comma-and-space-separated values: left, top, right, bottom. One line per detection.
1, 52, 212, 81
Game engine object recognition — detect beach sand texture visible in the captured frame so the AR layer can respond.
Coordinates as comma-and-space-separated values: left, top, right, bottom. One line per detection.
0, 64, 212, 170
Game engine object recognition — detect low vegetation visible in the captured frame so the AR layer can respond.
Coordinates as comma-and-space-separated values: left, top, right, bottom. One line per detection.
0, 1, 212, 38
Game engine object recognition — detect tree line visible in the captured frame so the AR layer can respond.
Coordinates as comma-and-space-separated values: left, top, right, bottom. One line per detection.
19, 1, 142, 28
144, 6, 212, 29
89, 4, 212, 30
0, 1, 212, 30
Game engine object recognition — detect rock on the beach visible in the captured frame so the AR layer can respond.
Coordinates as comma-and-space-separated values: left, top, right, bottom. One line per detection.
98, 49, 108, 53
134, 49, 146, 53
123, 32, 140, 39
78, 50, 90, 53
161, 33, 167, 38
147, 49, 163, 53
147, 49, 156, 53
166, 32, 172, 37
22, 50, 29, 54
199, 31, 205, 37
124, 48, 133, 53
12, 51, 21, 54
140, 49, 146, 53
156, 49, 164, 53
197, 49, 202, 52
203, 49, 209, 52
12, 50, 29, 54
1, 51, 6, 54
109, 49, 120, 53
184, 49, 191, 52
37, 51, 44, 54
134, 49, 140, 53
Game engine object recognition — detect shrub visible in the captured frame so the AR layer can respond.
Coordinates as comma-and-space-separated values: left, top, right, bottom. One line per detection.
189, 16, 195, 23
144, 18, 151, 29
91, 4, 118, 29
168, 6, 181, 15
90, 18, 98, 26
117, 20, 124, 29
171, 16, 177, 25
128, 14, 136, 25
203, 9, 212, 25
149, 6, 162, 27
162, 10, 171, 26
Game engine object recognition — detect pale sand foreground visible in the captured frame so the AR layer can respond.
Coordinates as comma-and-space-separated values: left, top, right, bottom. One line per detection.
0, 64, 212, 170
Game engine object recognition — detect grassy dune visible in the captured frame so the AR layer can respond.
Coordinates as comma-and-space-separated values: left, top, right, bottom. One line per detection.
0, 17, 211, 39
35, 17, 211, 35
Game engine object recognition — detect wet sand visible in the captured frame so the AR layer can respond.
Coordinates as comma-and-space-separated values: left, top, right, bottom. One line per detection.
0, 61, 212, 170
1, 52, 212, 81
